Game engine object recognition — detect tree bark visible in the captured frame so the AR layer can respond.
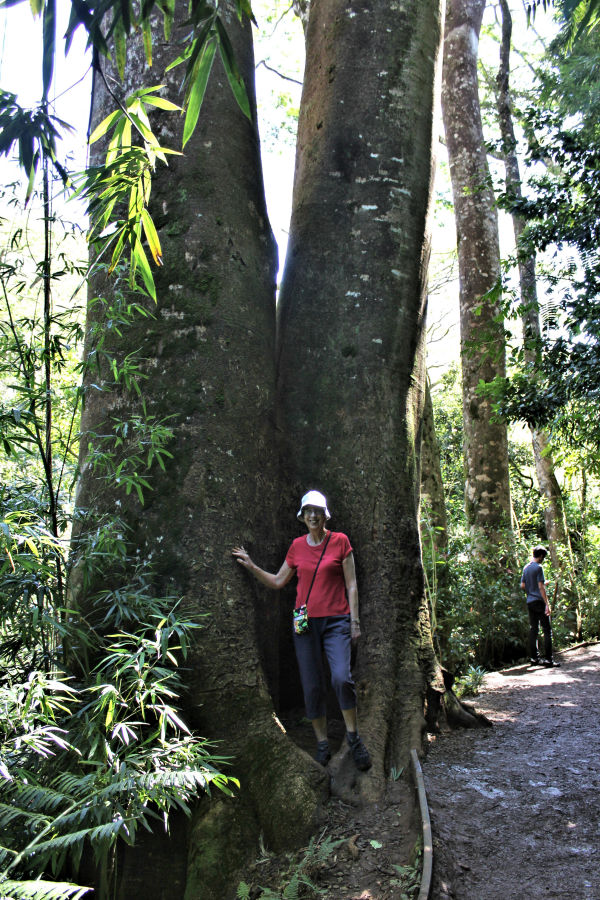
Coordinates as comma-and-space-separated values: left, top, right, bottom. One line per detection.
441, 0, 512, 537
72, 4, 327, 897
277, 0, 445, 793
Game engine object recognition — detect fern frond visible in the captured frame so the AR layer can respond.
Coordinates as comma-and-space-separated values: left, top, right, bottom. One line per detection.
0, 783, 70, 815
0, 879, 91, 899
0, 801, 51, 829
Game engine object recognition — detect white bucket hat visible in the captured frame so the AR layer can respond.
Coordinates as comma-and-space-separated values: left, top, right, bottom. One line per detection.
297, 490, 331, 520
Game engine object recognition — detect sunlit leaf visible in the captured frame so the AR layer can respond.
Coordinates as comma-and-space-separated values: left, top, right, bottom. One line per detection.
142, 95, 181, 112
141, 209, 163, 266
132, 236, 156, 301
88, 109, 122, 145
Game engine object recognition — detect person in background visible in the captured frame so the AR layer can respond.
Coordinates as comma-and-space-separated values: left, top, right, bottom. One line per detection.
520, 546, 560, 668
232, 489, 371, 770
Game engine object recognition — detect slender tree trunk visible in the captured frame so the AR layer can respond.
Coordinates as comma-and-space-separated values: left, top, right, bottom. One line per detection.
421, 377, 449, 556
441, 0, 512, 538
277, 0, 445, 791
496, 0, 569, 566
420, 376, 449, 673
72, 5, 327, 897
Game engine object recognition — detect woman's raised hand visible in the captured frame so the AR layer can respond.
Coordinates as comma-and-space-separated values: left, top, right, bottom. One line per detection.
232, 546, 253, 570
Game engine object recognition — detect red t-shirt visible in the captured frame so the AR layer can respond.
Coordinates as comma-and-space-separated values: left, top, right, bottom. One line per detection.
286, 531, 353, 617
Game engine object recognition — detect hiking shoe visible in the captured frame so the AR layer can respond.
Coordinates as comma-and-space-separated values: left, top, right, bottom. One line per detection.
530, 657, 542, 665
347, 733, 372, 771
541, 658, 561, 668
314, 740, 331, 766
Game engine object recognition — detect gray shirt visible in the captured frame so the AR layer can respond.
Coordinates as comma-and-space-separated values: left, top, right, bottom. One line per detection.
521, 560, 545, 603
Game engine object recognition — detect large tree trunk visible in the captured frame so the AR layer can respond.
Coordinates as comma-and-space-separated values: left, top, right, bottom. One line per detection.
71, 4, 327, 897
277, 0, 444, 794
441, 0, 512, 537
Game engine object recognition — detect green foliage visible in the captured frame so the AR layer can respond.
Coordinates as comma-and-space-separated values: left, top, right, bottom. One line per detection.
426, 329, 600, 667
454, 665, 487, 698
77, 87, 182, 302
0, 92, 71, 204
389, 850, 422, 900
1, 0, 256, 310
491, 21, 600, 469
237, 835, 344, 900
0, 183, 236, 898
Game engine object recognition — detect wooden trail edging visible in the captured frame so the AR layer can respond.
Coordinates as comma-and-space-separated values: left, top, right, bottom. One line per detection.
411, 748, 433, 900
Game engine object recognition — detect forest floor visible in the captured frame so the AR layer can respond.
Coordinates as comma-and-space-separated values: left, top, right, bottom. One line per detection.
241, 642, 600, 899
241, 712, 422, 899
422, 641, 600, 900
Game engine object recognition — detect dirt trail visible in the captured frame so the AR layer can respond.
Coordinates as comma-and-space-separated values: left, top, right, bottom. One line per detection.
421, 643, 600, 900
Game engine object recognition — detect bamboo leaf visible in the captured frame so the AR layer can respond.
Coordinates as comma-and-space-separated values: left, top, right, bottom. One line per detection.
235, 0, 256, 25
160, 0, 174, 39
88, 109, 122, 145
114, 14, 127, 80
119, 0, 131, 35
127, 112, 154, 144
132, 237, 156, 301
107, 227, 127, 274
141, 209, 163, 266
142, 15, 153, 66
182, 37, 217, 148
215, 17, 250, 120
42, 0, 56, 101
142, 95, 181, 112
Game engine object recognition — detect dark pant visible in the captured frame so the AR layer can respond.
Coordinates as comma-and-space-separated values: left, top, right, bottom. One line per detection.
528, 599, 553, 660
292, 615, 356, 720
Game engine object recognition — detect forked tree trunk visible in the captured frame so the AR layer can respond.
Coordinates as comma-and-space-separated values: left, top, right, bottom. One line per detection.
72, 4, 327, 897
277, 0, 445, 792
441, 0, 512, 538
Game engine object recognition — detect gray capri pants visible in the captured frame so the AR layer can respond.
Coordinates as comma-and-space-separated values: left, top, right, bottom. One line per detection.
292, 615, 356, 720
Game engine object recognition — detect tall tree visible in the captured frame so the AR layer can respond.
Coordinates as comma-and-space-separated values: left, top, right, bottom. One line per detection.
277, 0, 445, 788
71, 4, 327, 896
497, 0, 570, 571
421, 378, 449, 558
441, 0, 512, 539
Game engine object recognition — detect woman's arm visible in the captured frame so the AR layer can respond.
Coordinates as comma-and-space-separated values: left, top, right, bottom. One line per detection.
232, 546, 295, 590
343, 552, 361, 640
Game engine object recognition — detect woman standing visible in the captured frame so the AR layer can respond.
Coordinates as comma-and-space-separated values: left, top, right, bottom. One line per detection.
232, 490, 371, 770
